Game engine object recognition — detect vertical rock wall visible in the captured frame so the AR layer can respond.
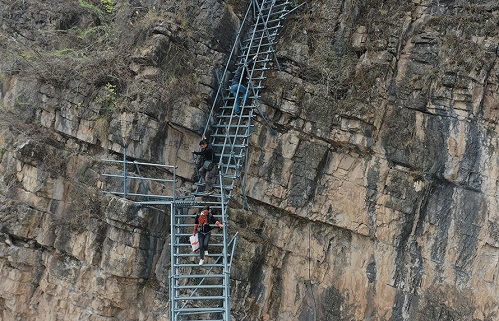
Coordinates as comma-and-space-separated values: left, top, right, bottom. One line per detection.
0, 0, 498, 320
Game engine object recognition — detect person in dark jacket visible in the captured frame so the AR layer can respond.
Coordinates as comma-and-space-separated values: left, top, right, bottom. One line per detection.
229, 55, 258, 114
192, 139, 218, 194
193, 206, 223, 265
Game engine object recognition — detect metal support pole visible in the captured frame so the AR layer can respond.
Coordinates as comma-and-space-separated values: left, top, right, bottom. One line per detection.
123, 144, 127, 198
220, 190, 231, 321
168, 269, 173, 321
169, 202, 176, 320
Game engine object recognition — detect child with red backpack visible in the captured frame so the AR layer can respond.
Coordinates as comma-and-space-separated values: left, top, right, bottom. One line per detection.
193, 206, 223, 265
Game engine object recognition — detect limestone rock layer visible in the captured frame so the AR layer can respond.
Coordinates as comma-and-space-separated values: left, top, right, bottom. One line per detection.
0, 0, 498, 320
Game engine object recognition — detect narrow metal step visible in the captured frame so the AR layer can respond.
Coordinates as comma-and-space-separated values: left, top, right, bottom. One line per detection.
223, 94, 258, 101
215, 153, 245, 159
215, 114, 254, 121
175, 284, 226, 289
254, 16, 285, 26
174, 263, 225, 268
257, 9, 289, 20
174, 274, 225, 279
174, 203, 224, 210
243, 33, 278, 43
172, 231, 224, 236
173, 213, 222, 218
241, 42, 279, 51
247, 23, 282, 34
236, 53, 273, 62
174, 253, 226, 258
211, 143, 248, 149
217, 163, 241, 170
230, 65, 270, 73
174, 295, 227, 301
174, 318, 224, 321
173, 318, 224, 321
173, 307, 226, 314
212, 123, 254, 129
171, 235, 228, 240
172, 242, 225, 246
211, 133, 250, 139
259, 1, 291, 12
217, 173, 237, 180
191, 191, 227, 197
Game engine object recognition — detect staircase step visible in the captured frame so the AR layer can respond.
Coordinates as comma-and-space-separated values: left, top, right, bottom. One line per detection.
174, 274, 225, 279
210, 133, 250, 139
174, 295, 227, 301
175, 295, 224, 301
247, 23, 282, 34
211, 123, 254, 129
172, 215, 223, 221
211, 142, 248, 148
257, 9, 289, 20
216, 152, 245, 158
171, 241, 226, 246
236, 54, 273, 62
217, 157, 244, 164
175, 284, 226, 289
220, 104, 259, 112
173, 307, 226, 314
259, 1, 291, 12
191, 190, 226, 197
254, 15, 284, 25
215, 112, 254, 118
174, 253, 226, 257
174, 203, 224, 210
174, 317, 224, 321
193, 182, 233, 190
174, 318, 224, 321
172, 230, 224, 236
174, 263, 225, 268
217, 163, 241, 170
217, 173, 237, 180
174, 229, 228, 236
238, 48, 275, 58
243, 33, 278, 43
241, 42, 279, 51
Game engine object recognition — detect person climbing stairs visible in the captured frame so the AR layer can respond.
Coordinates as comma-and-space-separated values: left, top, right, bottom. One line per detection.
170, 1, 304, 320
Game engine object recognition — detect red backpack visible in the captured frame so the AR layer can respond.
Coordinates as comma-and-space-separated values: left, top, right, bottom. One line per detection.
198, 210, 209, 227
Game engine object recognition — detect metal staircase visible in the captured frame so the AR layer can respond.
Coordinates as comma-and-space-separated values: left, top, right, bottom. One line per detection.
101, 1, 303, 321
169, 200, 234, 321
194, 0, 302, 200
171, 1, 303, 320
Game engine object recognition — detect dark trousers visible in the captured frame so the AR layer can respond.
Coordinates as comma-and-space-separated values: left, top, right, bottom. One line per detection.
229, 83, 249, 113
198, 165, 218, 192
198, 232, 211, 259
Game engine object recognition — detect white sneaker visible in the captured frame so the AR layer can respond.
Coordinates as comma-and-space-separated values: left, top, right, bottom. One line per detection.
204, 251, 209, 256
199, 259, 204, 265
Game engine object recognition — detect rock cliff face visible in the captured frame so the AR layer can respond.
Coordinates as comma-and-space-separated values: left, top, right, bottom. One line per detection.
1, 0, 498, 320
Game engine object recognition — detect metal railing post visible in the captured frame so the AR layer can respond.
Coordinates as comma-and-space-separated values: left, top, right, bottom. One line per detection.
123, 144, 127, 198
